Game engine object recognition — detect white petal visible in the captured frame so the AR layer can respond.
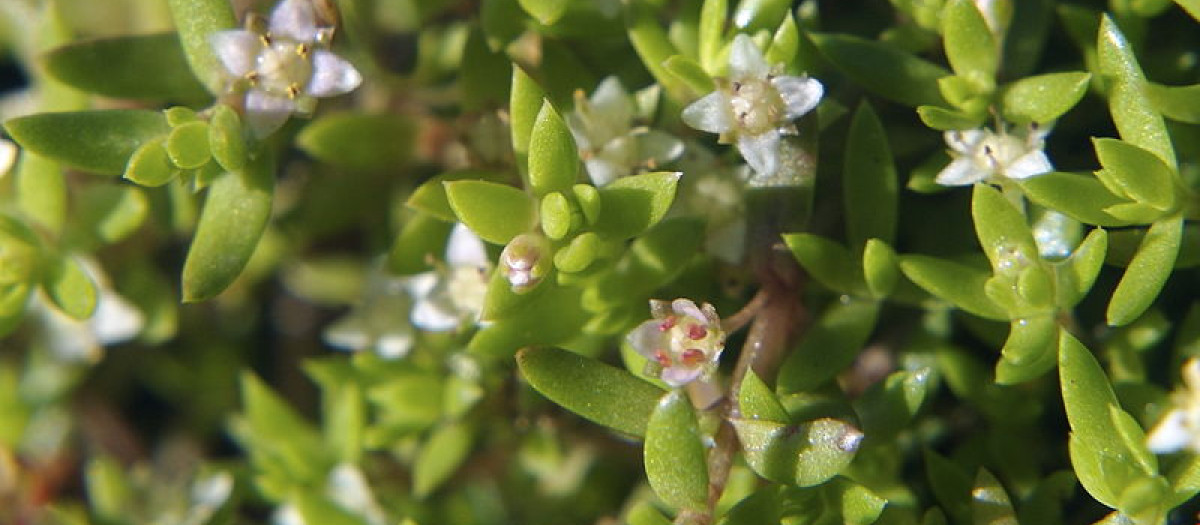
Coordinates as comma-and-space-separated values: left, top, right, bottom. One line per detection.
936, 157, 986, 186
681, 91, 733, 134
591, 76, 632, 127
403, 272, 439, 299
1148, 409, 1191, 454
89, 292, 143, 344
323, 314, 370, 351
729, 34, 770, 80
269, 0, 320, 42
272, 504, 305, 525
584, 158, 621, 187
1184, 358, 1200, 390
945, 129, 985, 154
327, 464, 373, 513
1004, 150, 1053, 180
307, 50, 362, 97
0, 139, 17, 177
42, 307, 100, 363
410, 298, 460, 331
626, 320, 666, 360
772, 76, 823, 120
671, 299, 707, 324
375, 332, 413, 359
661, 365, 703, 387
191, 472, 234, 509
445, 223, 489, 268
210, 30, 260, 77
244, 90, 296, 137
636, 130, 684, 165
737, 130, 780, 177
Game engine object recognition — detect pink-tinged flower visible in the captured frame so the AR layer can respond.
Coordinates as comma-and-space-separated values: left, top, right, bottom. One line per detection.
1148, 358, 1200, 454
210, 0, 361, 137
681, 34, 823, 179
936, 124, 1053, 186
627, 299, 725, 387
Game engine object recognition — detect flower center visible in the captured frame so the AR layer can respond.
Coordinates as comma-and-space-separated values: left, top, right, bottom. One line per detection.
730, 79, 784, 135
255, 39, 314, 97
974, 133, 1025, 172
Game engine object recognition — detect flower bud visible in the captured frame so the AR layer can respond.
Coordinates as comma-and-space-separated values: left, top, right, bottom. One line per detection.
500, 233, 551, 294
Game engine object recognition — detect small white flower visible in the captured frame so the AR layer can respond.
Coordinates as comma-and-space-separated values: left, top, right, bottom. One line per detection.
407, 223, 491, 331
627, 299, 725, 387
567, 77, 683, 187
936, 124, 1053, 186
499, 233, 551, 294
1148, 358, 1200, 454
210, 0, 362, 137
326, 463, 386, 525
681, 34, 823, 179
322, 262, 416, 359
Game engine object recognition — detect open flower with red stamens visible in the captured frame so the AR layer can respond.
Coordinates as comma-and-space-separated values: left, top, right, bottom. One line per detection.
627, 299, 725, 387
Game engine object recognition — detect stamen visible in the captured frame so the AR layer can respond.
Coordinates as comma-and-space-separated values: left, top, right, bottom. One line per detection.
296, 43, 311, 58
654, 349, 672, 367
680, 349, 706, 365
259, 34, 272, 46
686, 324, 707, 340
657, 316, 676, 332
287, 83, 301, 98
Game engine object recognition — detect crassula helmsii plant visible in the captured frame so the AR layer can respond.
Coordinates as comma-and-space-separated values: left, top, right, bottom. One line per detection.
2, 0, 1200, 523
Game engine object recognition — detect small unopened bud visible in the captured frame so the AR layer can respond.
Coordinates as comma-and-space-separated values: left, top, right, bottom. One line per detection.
500, 233, 551, 294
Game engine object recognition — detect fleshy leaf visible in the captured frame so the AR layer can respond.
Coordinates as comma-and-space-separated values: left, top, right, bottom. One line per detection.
510, 66, 545, 164
5, 110, 170, 176
1054, 228, 1107, 308
75, 184, 149, 246
853, 368, 932, 440
1093, 138, 1178, 212
844, 103, 898, 247
518, 0, 567, 25
208, 104, 247, 172
42, 254, 97, 320
1001, 71, 1091, 124
527, 100, 579, 196
738, 370, 790, 423
777, 299, 880, 394
811, 33, 949, 107
733, 0, 790, 32
166, 0, 238, 95
996, 316, 1058, 384
663, 55, 715, 95
43, 32, 209, 101
1097, 16, 1176, 170
1019, 171, 1128, 227
917, 105, 984, 132
733, 417, 862, 487
972, 184, 1039, 269
1107, 216, 1182, 326
123, 137, 178, 187
413, 421, 473, 498
516, 347, 665, 437
942, 0, 998, 88
444, 180, 537, 245
408, 170, 509, 224
297, 113, 416, 172
972, 469, 1017, 525
387, 213, 454, 276
862, 239, 899, 299
166, 120, 212, 170
181, 155, 274, 302
1147, 82, 1200, 123
593, 172, 680, 240
783, 233, 861, 294
644, 391, 708, 511
899, 256, 1007, 320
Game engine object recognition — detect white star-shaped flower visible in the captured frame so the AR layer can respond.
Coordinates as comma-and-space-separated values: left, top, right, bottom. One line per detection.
936, 124, 1053, 186
322, 261, 416, 360
210, 0, 362, 137
567, 77, 683, 187
681, 34, 823, 178
406, 223, 491, 332
1148, 358, 1200, 454
627, 299, 725, 387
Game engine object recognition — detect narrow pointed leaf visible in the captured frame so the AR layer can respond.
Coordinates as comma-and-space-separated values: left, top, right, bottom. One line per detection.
972, 469, 1017, 525
777, 299, 880, 394
1001, 71, 1091, 124
996, 317, 1058, 384
42, 254, 97, 320
1055, 228, 1107, 308
738, 370, 789, 423
942, 0, 998, 85
527, 100, 578, 196
594, 172, 680, 240
517, 347, 665, 437
1147, 82, 1200, 123
1019, 171, 1128, 226
182, 154, 274, 302
733, 417, 862, 486
1107, 216, 1182, 326
972, 184, 1039, 268
413, 422, 473, 498
43, 33, 209, 101
783, 233, 860, 294
844, 103, 898, 247
297, 113, 416, 172
899, 256, 1007, 320
444, 180, 537, 245
811, 33, 949, 107
166, 0, 238, 95
644, 391, 708, 511
1093, 138, 1178, 212
5, 110, 169, 176
518, 0, 567, 25
1097, 16, 1175, 170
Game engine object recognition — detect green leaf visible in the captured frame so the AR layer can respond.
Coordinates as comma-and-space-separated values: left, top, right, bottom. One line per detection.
292, 490, 367, 525
527, 100, 578, 196
733, 0, 790, 31
236, 372, 328, 486
1176, 0, 1200, 21
644, 391, 708, 511
1107, 216, 1182, 326
853, 368, 932, 440
996, 317, 1058, 384
862, 239, 899, 299
1054, 228, 1107, 308
123, 137, 178, 187
765, 13, 800, 70
1093, 138, 1179, 212
85, 456, 131, 522
516, 347, 665, 437
625, 0, 687, 101
783, 233, 861, 294
972, 469, 1017, 525
553, 232, 600, 273
777, 299, 881, 394
15, 153, 66, 233
1109, 404, 1156, 477
1097, 16, 1176, 171
942, 0, 998, 88
844, 103, 898, 247
413, 421, 473, 498
1147, 82, 1200, 123
698, 0, 728, 71
510, 65, 545, 162
925, 450, 972, 523
917, 105, 984, 131
972, 184, 1039, 270
444, 180, 537, 245
664, 55, 715, 94
5, 110, 170, 176
470, 283, 589, 356
387, 213, 454, 276
297, 113, 416, 172
166, 0, 238, 95
166, 120, 212, 170
518, 0, 567, 25
43, 32, 209, 101
733, 417, 862, 486
899, 256, 1007, 320
42, 254, 97, 320
738, 370, 790, 423
305, 360, 364, 464
460, 28, 511, 111
594, 172, 680, 240
1000, 71, 1091, 124
208, 104, 247, 172
181, 154, 274, 302
75, 184, 148, 246
1018, 171, 1128, 227
811, 32, 949, 107
540, 192, 574, 240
